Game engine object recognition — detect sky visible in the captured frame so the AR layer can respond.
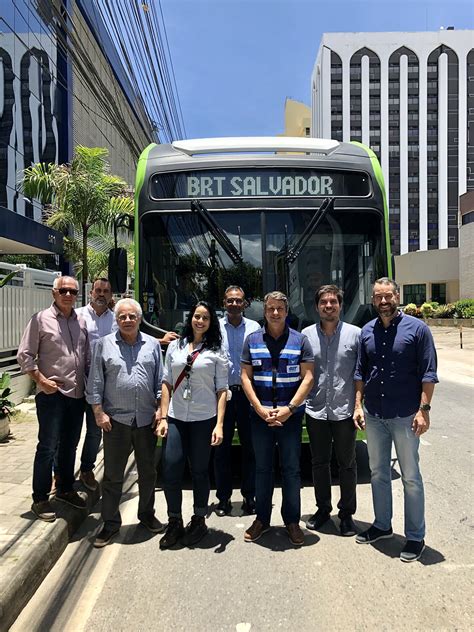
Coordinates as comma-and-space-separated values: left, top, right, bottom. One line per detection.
160, 0, 474, 139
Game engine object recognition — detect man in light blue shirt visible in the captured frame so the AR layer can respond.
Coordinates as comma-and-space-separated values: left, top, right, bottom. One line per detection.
76, 278, 117, 491
302, 284, 361, 537
214, 286, 260, 516
87, 298, 164, 547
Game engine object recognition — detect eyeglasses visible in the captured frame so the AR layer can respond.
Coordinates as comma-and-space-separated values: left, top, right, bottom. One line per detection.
117, 313, 138, 322
373, 293, 395, 301
184, 354, 194, 376
57, 288, 78, 296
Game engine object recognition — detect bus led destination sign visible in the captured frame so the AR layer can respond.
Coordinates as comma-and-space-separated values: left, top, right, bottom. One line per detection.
150, 168, 370, 199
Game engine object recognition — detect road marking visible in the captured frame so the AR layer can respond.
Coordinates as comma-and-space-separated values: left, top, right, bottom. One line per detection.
236, 623, 252, 632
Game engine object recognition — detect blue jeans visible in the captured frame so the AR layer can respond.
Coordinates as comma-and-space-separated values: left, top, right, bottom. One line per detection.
80, 403, 102, 472
214, 387, 255, 502
251, 411, 303, 526
162, 416, 215, 518
33, 392, 85, 502
365, 413, 425, 541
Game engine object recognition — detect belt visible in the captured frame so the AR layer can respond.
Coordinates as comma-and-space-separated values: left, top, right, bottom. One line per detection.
229, 384, 242, 391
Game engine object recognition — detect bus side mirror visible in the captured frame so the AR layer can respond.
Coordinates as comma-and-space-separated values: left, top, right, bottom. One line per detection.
108, 248, 128, 293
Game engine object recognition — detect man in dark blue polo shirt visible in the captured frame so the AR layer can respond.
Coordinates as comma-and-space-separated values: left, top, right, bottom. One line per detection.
353, 277, 438, 562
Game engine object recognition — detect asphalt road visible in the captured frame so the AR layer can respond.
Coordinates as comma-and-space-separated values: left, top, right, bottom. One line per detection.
12, 338, 474, 632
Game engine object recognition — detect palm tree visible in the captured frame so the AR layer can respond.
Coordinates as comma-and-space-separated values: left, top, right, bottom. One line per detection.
21, 146, 133, 303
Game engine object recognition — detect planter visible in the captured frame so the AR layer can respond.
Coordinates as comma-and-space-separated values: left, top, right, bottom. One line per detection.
0, 414, 9, 441
426, 318, 474, 328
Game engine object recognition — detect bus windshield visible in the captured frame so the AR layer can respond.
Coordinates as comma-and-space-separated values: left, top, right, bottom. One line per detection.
139, 206, 384, 331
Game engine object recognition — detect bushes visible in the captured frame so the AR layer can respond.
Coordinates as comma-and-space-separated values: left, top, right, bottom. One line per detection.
403, 299, 474, 319
454, 299, 474, 319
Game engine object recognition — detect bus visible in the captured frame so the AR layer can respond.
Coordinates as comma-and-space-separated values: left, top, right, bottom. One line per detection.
121, 136, 391, 335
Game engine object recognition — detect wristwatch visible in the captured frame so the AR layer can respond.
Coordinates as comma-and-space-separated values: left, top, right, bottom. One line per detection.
419, 403, 431, 411
287, 402, 297, 414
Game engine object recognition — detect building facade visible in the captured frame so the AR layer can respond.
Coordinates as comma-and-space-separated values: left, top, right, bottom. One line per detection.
0, 0, 155, 256
311, 30, 474, 260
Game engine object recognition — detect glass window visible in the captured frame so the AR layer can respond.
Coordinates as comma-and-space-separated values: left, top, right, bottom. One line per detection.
403, 284, 426, 305
431, 283, 446, 303
139, 209, 385, 330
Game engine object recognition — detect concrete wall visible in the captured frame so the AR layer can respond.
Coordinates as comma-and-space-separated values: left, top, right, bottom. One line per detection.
459, 223, 474, 298
395, 248, 460, 303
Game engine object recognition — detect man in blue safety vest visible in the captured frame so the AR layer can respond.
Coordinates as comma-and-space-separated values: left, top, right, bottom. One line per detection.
241, 291, 314, 547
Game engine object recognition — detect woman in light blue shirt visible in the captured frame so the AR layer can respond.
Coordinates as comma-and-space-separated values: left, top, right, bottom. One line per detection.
157, 301, 228, 549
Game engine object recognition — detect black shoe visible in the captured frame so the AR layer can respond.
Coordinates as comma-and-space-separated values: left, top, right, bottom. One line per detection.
31, 500, 56, 522
140, 515, 165, 533
356, 525, 393, 544
215, 499, 232, 516
159, 517, 185, 550
93, 526, 119, 548
55, 490, 87, 509
306, 510, 331, 531
400, 539, 425, 562
181, 515, 208, 547
241, 497, 256, 515
339, 517, 357, 537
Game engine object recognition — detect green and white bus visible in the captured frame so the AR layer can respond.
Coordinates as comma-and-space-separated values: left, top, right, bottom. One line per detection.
127, 136, 391, 335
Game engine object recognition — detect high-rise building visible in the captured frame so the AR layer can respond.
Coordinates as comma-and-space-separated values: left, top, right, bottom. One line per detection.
311, 30, 474, 259
0, 0, 157, 257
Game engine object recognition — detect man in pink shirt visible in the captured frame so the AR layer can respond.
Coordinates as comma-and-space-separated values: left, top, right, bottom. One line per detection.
17, 276, 90, 521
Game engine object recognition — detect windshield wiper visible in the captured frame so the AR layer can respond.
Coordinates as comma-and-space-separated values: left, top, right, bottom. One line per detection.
285, 197, 335, 264
190, 199, 243, 264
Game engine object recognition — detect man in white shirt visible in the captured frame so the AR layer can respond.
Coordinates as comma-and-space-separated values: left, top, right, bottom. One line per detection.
214, 286, 260, 516
76, 278, 117, 491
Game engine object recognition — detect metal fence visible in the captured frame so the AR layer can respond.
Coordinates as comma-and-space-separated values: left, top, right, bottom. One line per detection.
0, 263, 60, 373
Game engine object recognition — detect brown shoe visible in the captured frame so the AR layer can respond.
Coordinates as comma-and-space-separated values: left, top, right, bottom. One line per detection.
286, 523, 305, 546
244, 519, 270, 542
80, 470, 98, 491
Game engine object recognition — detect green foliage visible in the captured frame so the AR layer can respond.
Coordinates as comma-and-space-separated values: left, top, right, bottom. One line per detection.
454, 299, 474, 319
420, 302, 435, 318
403, 303, 418, 316
0, 373, 14, 418
432, 304, 456, 318
0, 269, 20, 288
21, 146, 134, 303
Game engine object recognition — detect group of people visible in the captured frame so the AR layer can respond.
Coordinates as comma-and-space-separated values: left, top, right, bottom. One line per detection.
17, 275, 438, 563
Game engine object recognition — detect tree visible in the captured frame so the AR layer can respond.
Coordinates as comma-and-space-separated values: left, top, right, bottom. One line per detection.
21, 146, 133, 303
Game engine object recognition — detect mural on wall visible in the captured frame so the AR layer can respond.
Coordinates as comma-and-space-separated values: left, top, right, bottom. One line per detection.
0, 34, 59, 220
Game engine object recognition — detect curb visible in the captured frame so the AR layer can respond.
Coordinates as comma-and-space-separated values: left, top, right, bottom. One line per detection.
0, 456, 104, 630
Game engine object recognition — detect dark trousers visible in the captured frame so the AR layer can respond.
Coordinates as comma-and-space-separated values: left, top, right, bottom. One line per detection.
251, 411, 303, 526
162, 416, 215, 518
101, 419, 157, 530
214, 387, 255, 502
80, 403, 102, 472
306, 416, 357, 519
33, 392, 85, 502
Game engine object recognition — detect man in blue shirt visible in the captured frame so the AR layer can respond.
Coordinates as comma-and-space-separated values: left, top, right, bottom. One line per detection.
214, 286, 260, 516
87, 298, 164, 547
354, 278, 438, 562
241, 292, 314, 546
303, 285, 361, 537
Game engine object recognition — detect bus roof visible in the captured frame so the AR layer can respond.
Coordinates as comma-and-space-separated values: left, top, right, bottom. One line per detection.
142, 137, 375, 165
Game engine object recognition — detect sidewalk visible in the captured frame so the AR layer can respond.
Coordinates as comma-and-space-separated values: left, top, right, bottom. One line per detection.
0, 401, 104, 631
0, 325, 472, 630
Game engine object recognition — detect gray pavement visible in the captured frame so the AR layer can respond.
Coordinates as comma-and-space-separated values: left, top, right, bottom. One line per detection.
1, 326, 473, 631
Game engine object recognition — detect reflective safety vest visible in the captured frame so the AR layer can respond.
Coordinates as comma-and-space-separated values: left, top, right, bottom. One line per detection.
247, 328, 305, 408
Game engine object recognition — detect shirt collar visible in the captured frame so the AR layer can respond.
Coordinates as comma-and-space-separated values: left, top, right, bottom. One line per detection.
51, 302, 77, 320
264, 323, 289, 341
223, 313, 245, 328
87, 303, 112, 319
317, 320, 342, 336
115, 330, 143, 345
376, 310, 403, 328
